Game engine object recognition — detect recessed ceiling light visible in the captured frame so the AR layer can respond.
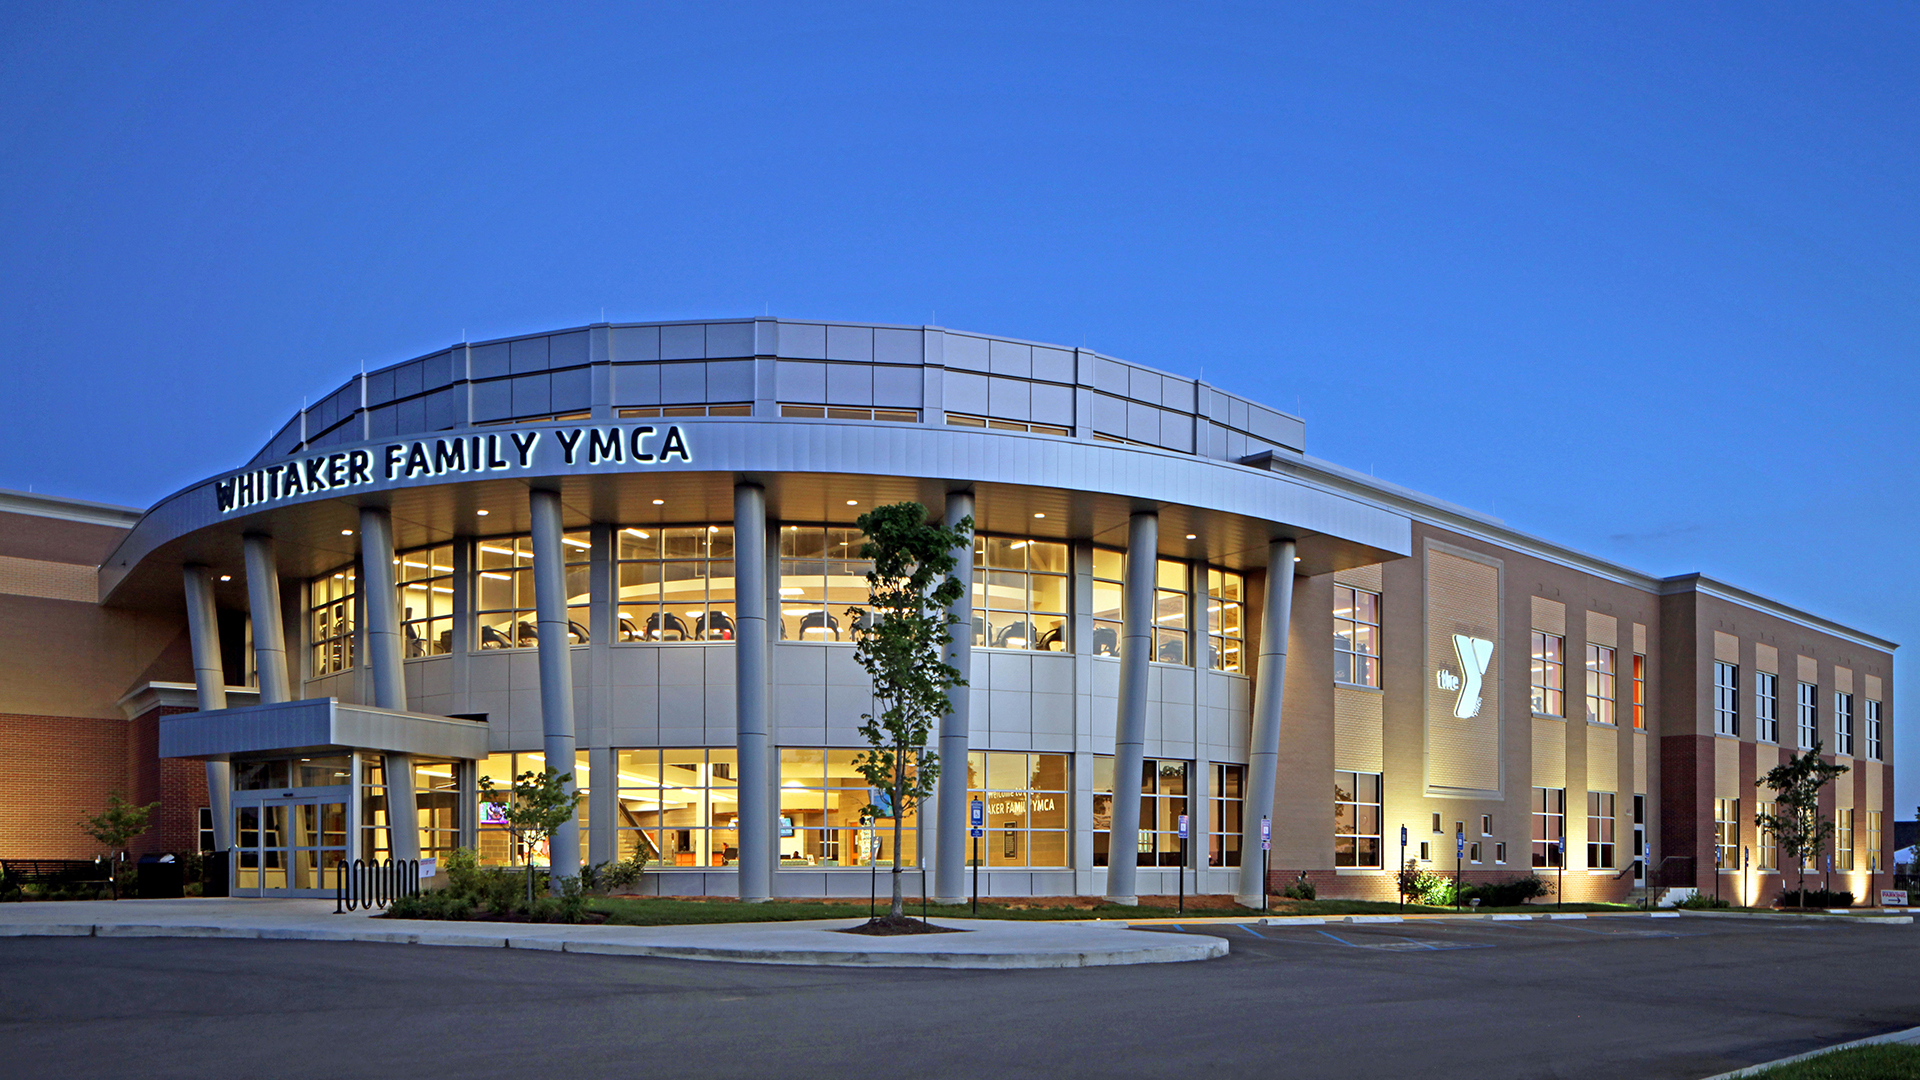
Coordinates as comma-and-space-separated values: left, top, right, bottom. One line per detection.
652, 499, 665, 505
476, 509, 489, 516
1294, 556, 1302, 562
1033, 513, 1045, 519
846, 500, 859, 506
341, 529, 354, 536
219, 575, 232, 582
1185, 534, 1197, 540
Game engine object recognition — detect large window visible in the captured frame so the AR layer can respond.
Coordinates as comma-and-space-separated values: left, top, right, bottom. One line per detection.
1333, 585, 1381, 688
1586, 791, 1615, 869
1530, 632, 1565, 716
412, 759, 462, 862
780, 748, 916, 866
969, 752, 1069, 868
1835, 808, 1854, 871
1755, 672, 1779, 744
1714, 797, 1739, 871
615, 748, 737, 866
1093, 756, 1189, 867
944, 412, 1069, 436
778, 527, 871, 642
397, 545, 454, 657
1632, 654, 1646, 730
1834, 692, 1854, 756
1209, 764, 1244, 867
1867, 811, 1882, 873
617, 525, 736, 642
1714, 664, 1743, 737
476, 751, 588, 865
1335, 771, 1383, 868
972, 536, 1069, 651
1586, 645, 1616, 726
1089, 551, 1190, 663
1797, 682, 1818, 749
1207, 569, 1246, 673
1865, 699, 1882, 762
309, 566, 356, 676
1755, 799, 1777, 870
476, 533, 591, 649
1531, 787, 1565, 868
781, 404, 918, 422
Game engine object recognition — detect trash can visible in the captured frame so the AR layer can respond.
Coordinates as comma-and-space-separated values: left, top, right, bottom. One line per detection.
136, 853, 184, 899
201, 850, 229, 898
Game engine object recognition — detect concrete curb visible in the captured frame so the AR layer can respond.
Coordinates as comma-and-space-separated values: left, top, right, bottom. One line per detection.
1697, 1023, 1920, 1079
1678, 910, 1913, 925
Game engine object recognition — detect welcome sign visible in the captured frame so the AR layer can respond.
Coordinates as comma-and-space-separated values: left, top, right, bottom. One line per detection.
215, 424, 693, 514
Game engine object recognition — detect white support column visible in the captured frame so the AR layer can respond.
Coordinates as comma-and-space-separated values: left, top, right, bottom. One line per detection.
1106, 510, 1157, 905
359, 506, 420, 862
586, 522, 615, 868
934, 491, 975, 904
243, 534, 291, 704
181, 565, 231, 852
529, 488, 580, 881
733, 483, 772, 902
1237, 538, 1297, 907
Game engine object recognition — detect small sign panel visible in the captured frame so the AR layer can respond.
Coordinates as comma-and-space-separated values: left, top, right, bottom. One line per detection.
1178, 814, 1189, 841
1401, 825, 1408, 846
1260, 816, 1271, 851
1457, 834, 1465, 858
1880, 889, 1909, 907
970, 799, 984, 829
481, 801, 508, 827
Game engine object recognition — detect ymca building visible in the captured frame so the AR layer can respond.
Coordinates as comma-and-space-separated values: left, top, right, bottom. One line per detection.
0, 318, 1896, 907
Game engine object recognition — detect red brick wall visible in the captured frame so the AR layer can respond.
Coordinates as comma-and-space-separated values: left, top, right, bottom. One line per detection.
0, 707, 206, 859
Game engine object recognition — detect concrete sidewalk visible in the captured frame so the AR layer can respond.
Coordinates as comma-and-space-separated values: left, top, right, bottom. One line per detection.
0, 898, 1227, 969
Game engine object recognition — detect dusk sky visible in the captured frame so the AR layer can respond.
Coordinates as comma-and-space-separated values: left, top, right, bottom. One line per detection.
3, 3, 1915, 814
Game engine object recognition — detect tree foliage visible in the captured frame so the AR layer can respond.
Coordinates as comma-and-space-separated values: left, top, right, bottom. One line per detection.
479, 768, 583, 906
1754, 741, 1848, 909
846, 502, 972, 921
78, 791, 159, 899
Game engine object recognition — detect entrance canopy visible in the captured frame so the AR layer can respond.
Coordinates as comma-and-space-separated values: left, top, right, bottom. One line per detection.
160, 697, 489, 761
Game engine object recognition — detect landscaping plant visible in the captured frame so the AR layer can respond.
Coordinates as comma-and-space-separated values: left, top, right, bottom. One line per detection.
78, 791, 159, 899
1755, 742, 1848, 910
478, 768, 584, 908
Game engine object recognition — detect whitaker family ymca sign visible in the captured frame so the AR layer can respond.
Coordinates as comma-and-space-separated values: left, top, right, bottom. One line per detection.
215, 424, 693, 514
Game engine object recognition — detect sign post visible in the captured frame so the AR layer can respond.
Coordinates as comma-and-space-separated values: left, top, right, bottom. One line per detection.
1260, 816, 1271, 915
1399, 825, 1409, 914
1456, 830, 1465, 912
1177, 813, 1189, 915
970, 798, 983, 915
1557, 835, 1566, 911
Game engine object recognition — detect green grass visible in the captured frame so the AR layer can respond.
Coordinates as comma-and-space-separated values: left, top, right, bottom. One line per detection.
1745, 1043, 1920, 1079
588, 895, 1640, 925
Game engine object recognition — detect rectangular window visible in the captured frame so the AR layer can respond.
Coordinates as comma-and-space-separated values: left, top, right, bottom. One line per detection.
1481, 814, 1492, 836
396, 544, 455, 657
1632, 654, 1646, 730
944, 412, 1069, 436
1797, 682, 1818, 749
1419, 841, 1430, 861
1093, 756, 1190, 867
623, 403, 752, 418
1088, 550, 1190, 663
1865, 699, 1882, 762
1713, 798, 1739, 871
1755, 672, 1779, 743
778, 527, 870, 643
1531, 788, 1565, 868
1206, 569, 1246, 673
615, 748, 738, 867
973, 536, 1070, 652
308, 566, 356, 676
412, 759, 462, 864
971, 752, 1070, 868
1209, 764, 1244, 867
1713, 662, 1740, 737
1530, 632, 1565, 716
779, 404, 919, 423
778, 748, 919, 867
197, 807, 215, 854
1431, 812, 1442, 834
1834, 692, 1854, 756
1835, 808, 1854, 871
1495, 841, 1507, 864
1586, 791, 1615, 869
1333, 585, 1382, 688
1867, 811, 1882, 873
1333, 772, 1383, 868
477, 751, 589, 866
1586, 645, 1616, 726
476, 533, 592, 648
1755, 800, 1777, 870
618, 525, 736, 642
1469, 841, 1482, 864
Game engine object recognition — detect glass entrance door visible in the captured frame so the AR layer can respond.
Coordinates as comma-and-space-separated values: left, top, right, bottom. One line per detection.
234, 795, 348, 897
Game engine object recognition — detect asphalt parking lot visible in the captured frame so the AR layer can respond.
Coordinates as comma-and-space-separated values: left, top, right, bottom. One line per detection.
0, 915, 1913, 1080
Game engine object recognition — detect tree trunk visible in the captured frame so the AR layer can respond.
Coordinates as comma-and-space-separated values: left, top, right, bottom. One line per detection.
889, 753, 905, 919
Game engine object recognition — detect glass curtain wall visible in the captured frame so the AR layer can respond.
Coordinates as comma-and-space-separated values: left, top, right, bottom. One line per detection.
779, 527, 871, 642
968, 752, 1069, 868
617, 525, 736, 641
616, 748, 738, 865
778, 749, 915, 866
1092, 756, 1189, 867
397, 545, 455, 657
309, 566, 356, 676
475, 533, 591, 649
973, 536, 1069, 651
475, 751, 590, 866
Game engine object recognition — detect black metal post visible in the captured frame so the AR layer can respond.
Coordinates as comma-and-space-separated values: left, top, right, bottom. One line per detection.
921, 866, 927, 924
1178, 838, 1185, 915
971, 835, 979, 915
1262, 845, 1269, 915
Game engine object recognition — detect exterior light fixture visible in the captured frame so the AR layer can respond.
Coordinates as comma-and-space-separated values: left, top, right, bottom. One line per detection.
1033, 513, 1045, 519
219, 575, 232, 582
1186, 534, 1197, 540
341, 529, 354, 536
652, 499, 665, 505
476, 509, 489, 516
846, 500, 859, 506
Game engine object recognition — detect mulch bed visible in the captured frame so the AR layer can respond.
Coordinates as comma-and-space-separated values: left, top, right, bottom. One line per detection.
837, 915, 966, 936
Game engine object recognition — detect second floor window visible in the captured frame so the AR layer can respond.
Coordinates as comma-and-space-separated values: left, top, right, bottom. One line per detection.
1755, 672, 1779, 743
1207, 569, 1246, 673
1632, 654, 1646, 730
778, 527, 870, 642
476, 534, 590, 649
1333, 585, 1381, 688
1834, 692, 1854, 756
309, 566, 356, 676
1088, 550, 1190, 664
1865, 699, 1882, 761
1586, 645, 1616, 726
1713, 663, 1739, 737
1797, 682, 1818, 748
1530, 632, 1564, 716
972, 536, 1069, 652
397, 545, 454, 657
618, 526, 736, 642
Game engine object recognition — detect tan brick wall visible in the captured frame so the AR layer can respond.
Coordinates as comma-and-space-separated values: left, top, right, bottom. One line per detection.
1586, 611, 1617, 649
0, 711, 130, 858
1333, 687, 1383, 773
0, 555, 96, 603
1427, 546, 1502, 796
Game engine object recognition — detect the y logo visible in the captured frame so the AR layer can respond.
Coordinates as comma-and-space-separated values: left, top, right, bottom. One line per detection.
1436, 634, 1495, 718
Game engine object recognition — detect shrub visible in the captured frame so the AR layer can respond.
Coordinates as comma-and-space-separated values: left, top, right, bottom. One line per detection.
1283, 875, 1317, 901
1778, 888, 1854, 909
1677, 893, 1731, 910
1463, 874, 1555, 907
1396, 861, 1456, 905
388, 890, 477, 920
599, 852, 650, 893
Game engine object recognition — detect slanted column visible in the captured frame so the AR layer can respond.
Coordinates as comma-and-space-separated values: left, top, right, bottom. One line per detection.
243, 534, 291, 704
1237, 538, 1297, 907
934, 491, 975, 903
529, 489, 580, 880
358, 506, 420, 862
733, 483, 772, 902
181, 565, 231, 852
1105, 510, 1157, 905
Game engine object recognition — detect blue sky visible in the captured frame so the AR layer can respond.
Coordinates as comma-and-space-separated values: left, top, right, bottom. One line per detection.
3, 2, 1915, 817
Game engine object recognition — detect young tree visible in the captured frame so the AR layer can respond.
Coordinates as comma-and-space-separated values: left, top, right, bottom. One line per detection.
78, 791, 159, 899
847, 502, 972, 923
1755, 741, 1849, 909
479, 768, 584, 908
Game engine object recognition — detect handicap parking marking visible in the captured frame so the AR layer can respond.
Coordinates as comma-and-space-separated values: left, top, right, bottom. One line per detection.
1312, 928, 1492, 952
